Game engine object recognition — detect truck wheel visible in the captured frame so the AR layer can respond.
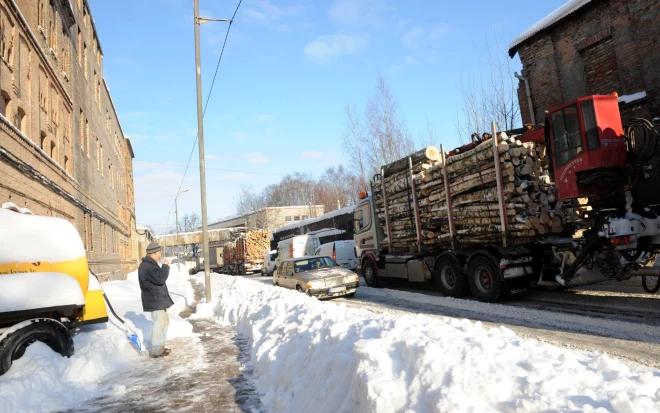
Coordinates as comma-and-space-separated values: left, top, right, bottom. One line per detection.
467, 256, 503, 302
435, 257, 468, 298
0, 319, 73, 376
362, 259, 380, 288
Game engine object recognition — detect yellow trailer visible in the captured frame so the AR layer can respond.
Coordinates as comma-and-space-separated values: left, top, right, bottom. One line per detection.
0, 205, 108, 375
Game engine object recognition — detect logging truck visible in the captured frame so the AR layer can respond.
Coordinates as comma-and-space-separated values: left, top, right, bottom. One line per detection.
221, 230, 271, 275
354, 94, 660, 302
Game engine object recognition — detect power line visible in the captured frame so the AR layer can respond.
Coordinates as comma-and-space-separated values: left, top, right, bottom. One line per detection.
165, 0, 243, 233
135, 159, 288, 176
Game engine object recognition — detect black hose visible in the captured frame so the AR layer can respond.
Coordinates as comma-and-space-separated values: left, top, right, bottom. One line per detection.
90, 271, 129, 326
625, 118, 659, 163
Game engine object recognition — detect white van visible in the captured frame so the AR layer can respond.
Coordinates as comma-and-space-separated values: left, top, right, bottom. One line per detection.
315, 240, 357, 271
275, 235, 321, 269
261, 250, 278, 276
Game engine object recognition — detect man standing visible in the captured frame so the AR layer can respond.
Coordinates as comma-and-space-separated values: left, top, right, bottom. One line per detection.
138, 242, 174, 358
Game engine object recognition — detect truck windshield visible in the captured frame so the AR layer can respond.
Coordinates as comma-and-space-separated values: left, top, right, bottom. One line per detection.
294, 257, 336, 273
552, 104, 583, 168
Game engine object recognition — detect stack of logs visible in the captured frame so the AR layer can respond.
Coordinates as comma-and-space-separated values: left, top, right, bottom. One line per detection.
373, 134, 573, 252
243, 230, 271, 261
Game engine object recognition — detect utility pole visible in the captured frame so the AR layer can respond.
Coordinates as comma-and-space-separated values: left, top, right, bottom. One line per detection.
175, 188, 189, 272
193, 0, 231, 303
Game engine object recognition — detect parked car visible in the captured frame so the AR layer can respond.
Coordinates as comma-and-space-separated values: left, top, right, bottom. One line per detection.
261, 250, 278, 276
315, 240, 357, 271
273, 256, 360, 299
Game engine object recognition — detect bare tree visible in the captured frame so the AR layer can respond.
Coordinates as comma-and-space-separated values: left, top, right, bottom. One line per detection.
341, 103, 369, 191
454, 25, 521, 143
179, 212, 201, 256
341, 73, 416, 181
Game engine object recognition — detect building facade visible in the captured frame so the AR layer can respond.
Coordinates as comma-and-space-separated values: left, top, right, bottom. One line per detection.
509, 0, 660, 126
0, 0, 136, 280
208, 205, 325, 232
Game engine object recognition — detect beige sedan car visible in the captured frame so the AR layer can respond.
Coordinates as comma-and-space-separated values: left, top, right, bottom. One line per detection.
273, 256, 360, 299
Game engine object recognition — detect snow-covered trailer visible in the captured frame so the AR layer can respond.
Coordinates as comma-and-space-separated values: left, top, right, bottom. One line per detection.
0, 206, 109, 375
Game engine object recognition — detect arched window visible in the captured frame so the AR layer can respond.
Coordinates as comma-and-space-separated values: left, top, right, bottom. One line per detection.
0, 90, 10, 117
50, 141, 56, 160
40, 131, 47, 151
15, 107, 26, 132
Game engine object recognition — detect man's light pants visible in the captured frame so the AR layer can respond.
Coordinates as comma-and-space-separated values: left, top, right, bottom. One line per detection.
150, 310, 169, 357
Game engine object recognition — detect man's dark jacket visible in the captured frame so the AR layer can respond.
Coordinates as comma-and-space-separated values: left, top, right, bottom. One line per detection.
138, 256, 174, 312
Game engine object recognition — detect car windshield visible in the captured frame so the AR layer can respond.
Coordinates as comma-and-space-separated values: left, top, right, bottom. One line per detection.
293, 257, 336, 273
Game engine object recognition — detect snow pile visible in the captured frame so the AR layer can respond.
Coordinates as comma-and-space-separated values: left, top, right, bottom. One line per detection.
619, 91, 647, 105
0, 266, 195, 413
196, 274, 660, 413
0, 272, 84, 312
0, 208, 85, 264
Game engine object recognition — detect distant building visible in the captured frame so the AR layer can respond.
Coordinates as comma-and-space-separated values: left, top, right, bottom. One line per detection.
0, 0, 136, 280
208, 205, 325, 232
509, 0, 660, 125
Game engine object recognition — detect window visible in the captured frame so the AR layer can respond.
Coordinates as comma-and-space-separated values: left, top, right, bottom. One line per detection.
294, 216, 300, 221
354, 204, 370, 233
50, 141, 56, 160
83, 42, 87, 79
40, 131, 47, 151
552, 104, 582, 168
64, 155, 70, 173
0, 90, 9, 117
15, 107, 26, 132
38, 1, 45, 28
77, 28, 82, 65
83, 212, 89, 250
581, 99, 601, 151
85, 119, 89, 154
100, 145, 103, 174
285, 216, 292, 222
96, 138, 100, 170
301, 215, 308, 220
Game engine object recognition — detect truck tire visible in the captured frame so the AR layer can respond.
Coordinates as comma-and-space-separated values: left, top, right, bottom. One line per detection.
467, 256, 503, 303
0, 319, 73, 376
362, 259, 380, 288
435, 257, 468, 298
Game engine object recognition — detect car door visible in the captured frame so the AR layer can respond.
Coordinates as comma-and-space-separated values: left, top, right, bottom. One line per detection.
284, 261, 297, 289
275, 262, 288, 286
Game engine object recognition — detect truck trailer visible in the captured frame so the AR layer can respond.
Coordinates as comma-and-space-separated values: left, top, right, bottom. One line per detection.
354, 95, 660, 302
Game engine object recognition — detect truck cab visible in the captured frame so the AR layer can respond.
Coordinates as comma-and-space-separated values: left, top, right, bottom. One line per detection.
353, 194, 433, 287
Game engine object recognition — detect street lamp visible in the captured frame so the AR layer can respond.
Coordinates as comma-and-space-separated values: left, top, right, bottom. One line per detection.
193, 0, 232, 303
175, 188, 189, 272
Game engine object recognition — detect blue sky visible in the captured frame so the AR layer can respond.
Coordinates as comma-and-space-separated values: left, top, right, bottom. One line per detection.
89, 0, 567, 232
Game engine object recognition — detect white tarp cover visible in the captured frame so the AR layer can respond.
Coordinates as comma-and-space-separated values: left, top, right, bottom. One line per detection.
0, 272, 84, 313
0, 208, 85, 264
509, 0, 593, 55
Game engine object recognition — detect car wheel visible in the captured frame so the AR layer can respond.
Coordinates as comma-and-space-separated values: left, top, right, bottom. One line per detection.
435, 257, 468, 298
362, 259, 380, 288
0, 319, 73, 376
467, 256, 503, 302
296, 285, 304, 293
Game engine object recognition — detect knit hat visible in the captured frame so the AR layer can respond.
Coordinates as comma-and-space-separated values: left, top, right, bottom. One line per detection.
146, 242, 162, 254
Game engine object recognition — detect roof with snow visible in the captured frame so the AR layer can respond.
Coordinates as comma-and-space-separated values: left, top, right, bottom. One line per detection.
509, 0, 595, 57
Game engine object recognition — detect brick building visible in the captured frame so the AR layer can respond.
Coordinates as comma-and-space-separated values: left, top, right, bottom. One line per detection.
0, 0, 137, 280
509, 0, 660, 126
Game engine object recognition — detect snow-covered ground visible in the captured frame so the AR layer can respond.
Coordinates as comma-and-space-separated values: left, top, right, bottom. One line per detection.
0, 265, 195, 413
194, 273, 660, 413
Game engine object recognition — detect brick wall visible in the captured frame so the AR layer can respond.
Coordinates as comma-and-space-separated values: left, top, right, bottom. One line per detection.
0, 0, 136, 280
515, 0, 660, 125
